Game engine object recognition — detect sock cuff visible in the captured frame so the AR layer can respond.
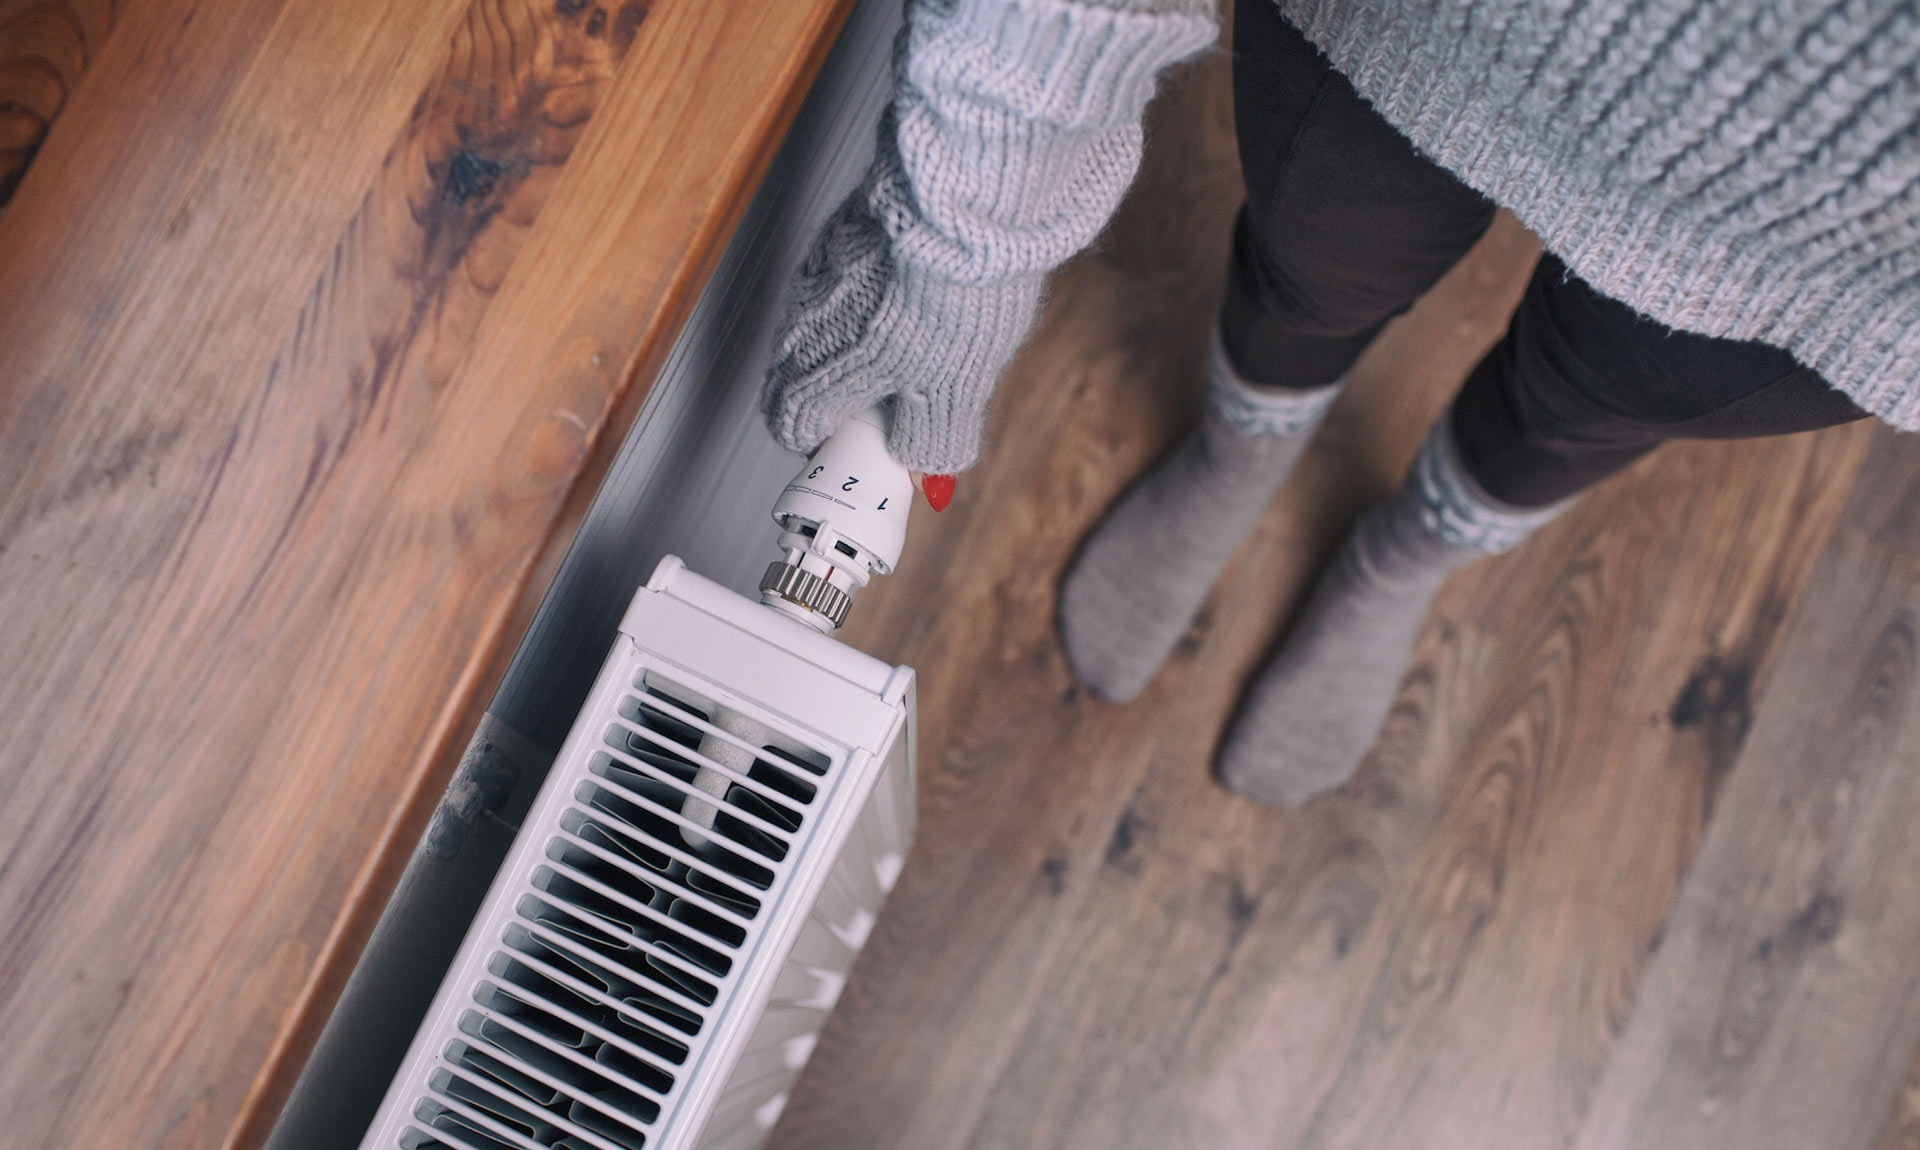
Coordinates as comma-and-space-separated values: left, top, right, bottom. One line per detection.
1204, 324, 1343, 438
1411, 413, 1573, 553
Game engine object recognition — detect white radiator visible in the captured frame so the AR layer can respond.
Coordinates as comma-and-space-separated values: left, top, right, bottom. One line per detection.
360, 410, 917, 1150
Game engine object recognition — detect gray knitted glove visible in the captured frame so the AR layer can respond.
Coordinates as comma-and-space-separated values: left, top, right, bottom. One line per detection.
763, 0, 1216, 474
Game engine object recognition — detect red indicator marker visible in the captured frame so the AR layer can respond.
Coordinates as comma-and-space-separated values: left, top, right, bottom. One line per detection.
922, 473, 955, 512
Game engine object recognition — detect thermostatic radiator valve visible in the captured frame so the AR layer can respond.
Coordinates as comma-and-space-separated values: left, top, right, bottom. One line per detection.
760, 405, 912, 632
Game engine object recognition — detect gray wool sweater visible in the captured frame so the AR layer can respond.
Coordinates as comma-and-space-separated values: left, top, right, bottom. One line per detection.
1288, 0, 1920, 434
764, 0, 1920, 473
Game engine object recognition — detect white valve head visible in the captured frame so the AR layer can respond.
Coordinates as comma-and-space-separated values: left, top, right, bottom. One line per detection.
759, 406, 914, 633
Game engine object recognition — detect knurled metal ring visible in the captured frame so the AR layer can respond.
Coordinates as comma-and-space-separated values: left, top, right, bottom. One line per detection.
759, 561, 852, 628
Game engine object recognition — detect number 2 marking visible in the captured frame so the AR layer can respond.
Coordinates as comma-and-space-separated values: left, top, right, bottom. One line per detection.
841, 476, 859, 491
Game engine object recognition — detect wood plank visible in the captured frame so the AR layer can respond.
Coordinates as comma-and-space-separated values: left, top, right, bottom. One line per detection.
0, 0, 854, 1144
1884, 1049, 1920, 1150
0, 0, 115, 204
1573, 428, 1920, 1150
769, 18, 1882, 1148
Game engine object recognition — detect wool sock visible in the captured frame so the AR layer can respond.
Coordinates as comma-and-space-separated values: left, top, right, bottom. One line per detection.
1214, 412, 1570, 806
1059, 326, 1342, 702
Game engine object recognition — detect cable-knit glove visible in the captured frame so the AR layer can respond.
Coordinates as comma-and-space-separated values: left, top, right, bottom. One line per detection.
763, 0, 1217, 475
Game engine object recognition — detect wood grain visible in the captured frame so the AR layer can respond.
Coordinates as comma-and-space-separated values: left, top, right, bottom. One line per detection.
768, 14, 1904, 1150
0, 0, 853, 1145
1886, 1049, 1920, 1150
1573, 429, 1920, 1150
0, 0, 114, 204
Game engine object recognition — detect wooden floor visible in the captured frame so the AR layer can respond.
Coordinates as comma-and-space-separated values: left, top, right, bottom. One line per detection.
770, 25, 1920, 1150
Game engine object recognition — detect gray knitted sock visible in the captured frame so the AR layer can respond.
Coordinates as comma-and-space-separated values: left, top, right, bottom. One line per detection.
1059, 327, 1342, 702
1215, 413, 1570, 806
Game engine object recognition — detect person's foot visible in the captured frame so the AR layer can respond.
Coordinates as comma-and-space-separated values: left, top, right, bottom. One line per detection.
1059, 325, 1342, 702
1215, 413, 1570, 806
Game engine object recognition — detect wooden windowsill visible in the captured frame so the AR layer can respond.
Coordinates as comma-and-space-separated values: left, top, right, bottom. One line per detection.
0, 0, 855, 1144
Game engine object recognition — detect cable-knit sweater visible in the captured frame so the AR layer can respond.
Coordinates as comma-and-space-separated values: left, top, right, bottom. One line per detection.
764, 0, 1920, 473
1285, 0, 1920, 433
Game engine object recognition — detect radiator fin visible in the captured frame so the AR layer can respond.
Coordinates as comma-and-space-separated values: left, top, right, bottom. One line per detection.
396, 672, 828, 1150
689, 728, 911, 1149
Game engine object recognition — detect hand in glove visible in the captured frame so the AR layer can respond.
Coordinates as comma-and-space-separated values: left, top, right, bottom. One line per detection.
762, 0, 1217, 476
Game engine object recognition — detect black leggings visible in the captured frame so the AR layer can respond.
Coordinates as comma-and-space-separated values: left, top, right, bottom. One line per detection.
1224, 3, 1869, 507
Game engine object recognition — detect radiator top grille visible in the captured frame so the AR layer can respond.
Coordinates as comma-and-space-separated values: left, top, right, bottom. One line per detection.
398, 672, 830, 1150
